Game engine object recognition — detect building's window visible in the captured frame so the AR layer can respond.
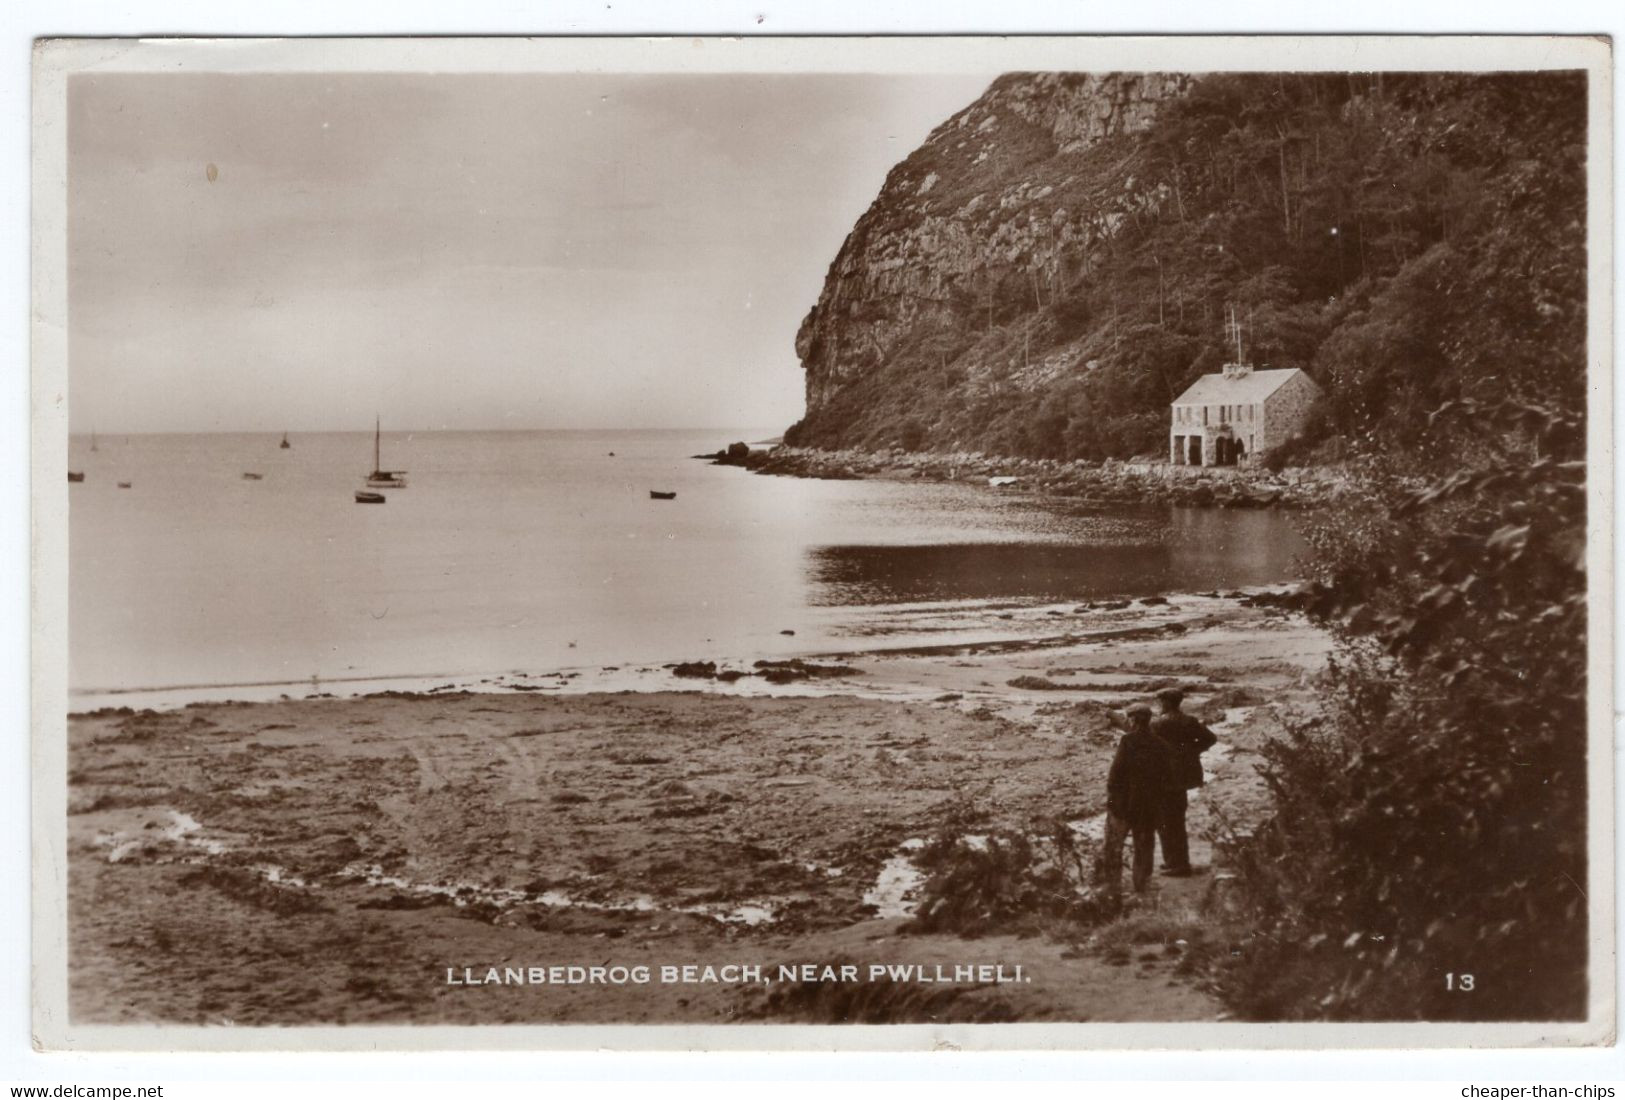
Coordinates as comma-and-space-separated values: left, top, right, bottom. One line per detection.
1203, 407, 1209, 425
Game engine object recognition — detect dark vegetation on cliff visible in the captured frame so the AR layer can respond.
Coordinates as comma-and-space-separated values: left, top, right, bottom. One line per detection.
785, 71, 1591, 1022
787, 72, 1586, 473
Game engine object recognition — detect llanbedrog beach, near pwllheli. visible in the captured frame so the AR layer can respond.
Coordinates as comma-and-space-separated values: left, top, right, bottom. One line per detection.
46, 43, 1602, 1041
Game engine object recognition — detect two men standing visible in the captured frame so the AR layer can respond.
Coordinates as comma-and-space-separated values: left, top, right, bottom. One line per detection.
1097, 687, 1217, 894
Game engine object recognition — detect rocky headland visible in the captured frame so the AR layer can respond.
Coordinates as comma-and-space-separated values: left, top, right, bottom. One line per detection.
703, 443, 1348, 511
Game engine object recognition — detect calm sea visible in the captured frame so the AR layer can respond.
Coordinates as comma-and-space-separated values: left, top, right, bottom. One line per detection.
68, 429, 1306, 703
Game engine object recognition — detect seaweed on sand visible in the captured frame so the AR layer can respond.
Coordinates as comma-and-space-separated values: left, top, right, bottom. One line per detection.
177, 866, 330, 917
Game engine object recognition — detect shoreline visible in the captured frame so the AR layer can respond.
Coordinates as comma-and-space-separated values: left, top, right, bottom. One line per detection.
68, 590, 1333, 1024
68, 588, 1302, 714
703, 443, 1349, 510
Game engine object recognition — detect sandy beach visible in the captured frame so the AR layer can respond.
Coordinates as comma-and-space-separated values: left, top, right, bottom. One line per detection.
68, 591, 1331, 1025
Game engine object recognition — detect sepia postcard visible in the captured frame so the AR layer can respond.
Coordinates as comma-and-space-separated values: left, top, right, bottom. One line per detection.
30, 35, 1615, 1051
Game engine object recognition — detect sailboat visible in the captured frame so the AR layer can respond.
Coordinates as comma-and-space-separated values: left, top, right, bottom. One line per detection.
364, 417, 407, 488
280, 432, 291, 450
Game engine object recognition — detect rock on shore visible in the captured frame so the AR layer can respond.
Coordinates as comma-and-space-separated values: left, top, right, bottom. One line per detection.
705, 443, 1346, 509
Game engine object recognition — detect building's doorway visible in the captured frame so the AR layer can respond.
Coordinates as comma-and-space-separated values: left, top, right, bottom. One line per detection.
1187, 435, 1202, 466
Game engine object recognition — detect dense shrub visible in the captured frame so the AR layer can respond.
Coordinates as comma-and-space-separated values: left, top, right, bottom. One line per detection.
1221, 398, 1588, 1020
905, 821, 1116, 938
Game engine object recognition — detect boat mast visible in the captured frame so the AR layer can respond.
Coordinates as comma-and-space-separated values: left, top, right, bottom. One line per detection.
374, 416, 381, 473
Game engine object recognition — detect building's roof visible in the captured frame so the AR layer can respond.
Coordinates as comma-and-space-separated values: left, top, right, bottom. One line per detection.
1171, 367, 1313, 406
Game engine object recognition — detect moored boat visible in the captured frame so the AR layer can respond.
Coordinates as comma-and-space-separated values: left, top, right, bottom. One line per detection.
366, 472, 406, 488
355, 490, 386, 504
117, 481, 132, 489
365, 417, 407, 488
68, 471, 85, 483
280, 432, 291, 450
649, 490, 677, 500
242, 472, 263, 481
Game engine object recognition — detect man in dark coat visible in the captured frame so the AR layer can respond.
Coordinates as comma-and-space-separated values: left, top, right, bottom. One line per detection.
1150, 687, 1218, 877
1096, 703, 1172, 894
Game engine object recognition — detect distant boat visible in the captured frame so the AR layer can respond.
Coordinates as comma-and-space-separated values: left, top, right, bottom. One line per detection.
355, 490, 386, 504
241, 472, 263, 481
280, 432, 291, 450
68, 471, 84, 483
117, 481, 132, 489
649, 490, 677, 500
365, 417, 407, 488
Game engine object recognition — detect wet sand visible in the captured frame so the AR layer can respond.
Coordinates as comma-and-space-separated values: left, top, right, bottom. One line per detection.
67, 592, 1331, 1026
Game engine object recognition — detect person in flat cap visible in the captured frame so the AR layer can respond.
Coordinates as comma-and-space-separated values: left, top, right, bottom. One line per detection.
1097, 702, 1172, 894
1149, 687, 1218, 877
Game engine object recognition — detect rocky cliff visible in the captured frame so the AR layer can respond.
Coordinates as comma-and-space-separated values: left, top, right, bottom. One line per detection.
790, 72, 1195, 452
785, 71, 1587, 465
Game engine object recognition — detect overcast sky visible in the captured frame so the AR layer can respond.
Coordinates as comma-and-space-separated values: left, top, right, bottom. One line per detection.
67, 71, 991, 434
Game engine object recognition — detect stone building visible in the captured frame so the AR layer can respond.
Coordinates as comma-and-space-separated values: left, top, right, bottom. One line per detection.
1169, 365, 1321, 467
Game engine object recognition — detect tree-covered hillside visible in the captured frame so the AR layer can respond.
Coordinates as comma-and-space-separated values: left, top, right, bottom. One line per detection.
787, 72, 1587, 470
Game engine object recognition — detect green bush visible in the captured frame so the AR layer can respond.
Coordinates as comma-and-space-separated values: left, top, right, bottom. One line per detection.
1223, 398, 1587, 1021
905, 821, 1117, 938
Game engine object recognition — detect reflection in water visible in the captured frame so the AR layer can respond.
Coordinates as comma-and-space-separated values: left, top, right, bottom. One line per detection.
807, 507, 1307, 606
